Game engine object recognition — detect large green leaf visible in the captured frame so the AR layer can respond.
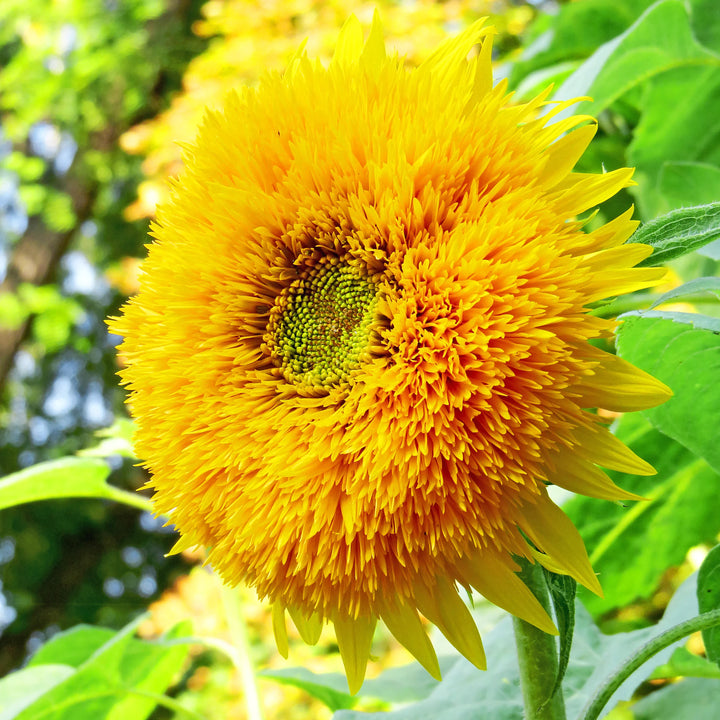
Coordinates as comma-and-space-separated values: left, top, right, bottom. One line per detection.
5, 618, 195, 720
621, 310, 720, 334
631, 677, 720, 719
0, 457, 150, 512
616, 316, 720, 474
629, 66, 720, 217
555, 0, 717, 114
690, 0, 720, 52
564, 414, 720, 616
697, 544, 720, 666
331, 576, 702, 719
508, 0, 654, 89
0, 666, 74, 720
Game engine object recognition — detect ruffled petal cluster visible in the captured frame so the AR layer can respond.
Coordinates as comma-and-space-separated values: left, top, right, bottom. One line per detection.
112, 15, 671, 692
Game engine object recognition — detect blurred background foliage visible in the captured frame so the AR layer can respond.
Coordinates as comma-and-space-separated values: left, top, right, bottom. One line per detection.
1, 0, 719, 718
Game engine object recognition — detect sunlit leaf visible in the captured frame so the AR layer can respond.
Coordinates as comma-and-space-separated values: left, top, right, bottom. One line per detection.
332, 576, 702, 719
0, 457, 150, 512
697, 544, 720, 666
616, 316, 720, 474
555, 0, 716, 114
564, 414, 720, 616
630, 677, 720, 719
9, 618, 194, 720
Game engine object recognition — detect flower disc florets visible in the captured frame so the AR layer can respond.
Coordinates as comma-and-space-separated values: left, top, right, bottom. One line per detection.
266, 256, 380, 387
111, 15, 672, 693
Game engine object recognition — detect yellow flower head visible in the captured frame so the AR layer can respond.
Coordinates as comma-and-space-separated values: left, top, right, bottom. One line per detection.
112, 15, 671, 692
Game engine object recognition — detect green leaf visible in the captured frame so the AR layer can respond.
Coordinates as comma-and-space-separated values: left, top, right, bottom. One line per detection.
77, 419, 137, 459
258, 669, 357, 712
620, 310, 720, 333
658, 162, 720, 214
650, 646, 720, 680
631, 203, 720, 266
0, 666, 74, 720
616, 316, 720, 474
690, 0, 720, 53
564, 414, 720, 616
508, 0, 655, 90
12, 618, 195, 720
697, 544, 720, 666
0, 457, 151, 512
555, 0, 717, 114
628, 66, 720, 217
631, 677, 720, 719
649, 277, 720, 308
543, 571, 576, 705
333, 575, 703, 719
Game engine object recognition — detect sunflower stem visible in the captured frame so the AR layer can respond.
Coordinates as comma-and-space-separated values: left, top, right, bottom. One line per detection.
580, 609, 720, 720
218, 578, 264, 720
512, 558, 567, 720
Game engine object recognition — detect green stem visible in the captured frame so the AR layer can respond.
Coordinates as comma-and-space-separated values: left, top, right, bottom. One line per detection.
513, 558, 567, 720
580, 609, 720, 720
104, 486, 155, 513
219, 578, 264, 720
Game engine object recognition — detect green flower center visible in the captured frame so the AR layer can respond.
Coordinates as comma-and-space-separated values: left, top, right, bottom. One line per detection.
267, 258, 379, 387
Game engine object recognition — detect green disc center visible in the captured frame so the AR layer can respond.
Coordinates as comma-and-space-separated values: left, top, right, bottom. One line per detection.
269, 259, 379, 386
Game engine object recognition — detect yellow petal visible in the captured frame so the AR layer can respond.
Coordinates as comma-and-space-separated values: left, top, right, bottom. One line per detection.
272, 602, 289, 658
360, 10, 386, 71
334, 613, 377, 695
414, 575, 486, 671
519, 493, 602, 595
583, 266, 668, 302
551, 168, 635, 216
421, 18, 490, 85
544, 447, 643, 501
288, 606, 323, 645
165, 534, 199, 557
469, 30, 495, 104
579, 243, 653, 271
379, 597, 441, 680
456, 550, 557, 635
571, 351, 672, 412
571, 422, 656, 475
569, 206, 639, 254
333, 15, 364, 66
539, 122, 597, 189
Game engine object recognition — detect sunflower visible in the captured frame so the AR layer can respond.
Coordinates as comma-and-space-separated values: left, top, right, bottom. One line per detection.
111, 15, 671, 692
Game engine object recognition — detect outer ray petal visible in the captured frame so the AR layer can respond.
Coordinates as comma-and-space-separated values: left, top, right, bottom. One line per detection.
413, 576, 487, 671
544, 447, 643, 501
420, 18, 490, 83
334, 613, 377, 694
288, 606, 323, 645
583, 266, 668, 302
166, 534, 200, 556
551, 168, 635, 216
333, 15, 364, 66
572, 351, 672, 412
272, 602, 289, 658
571, 422, 656, 475
578, 243, 653, 271
469, 31, 495, 104
379, 597, 441, 680
360, 10, 386, 71
455, 550, 557, 635
569, 206, 639, 254
519, 494, 602, 595
539, 122, 597, 188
